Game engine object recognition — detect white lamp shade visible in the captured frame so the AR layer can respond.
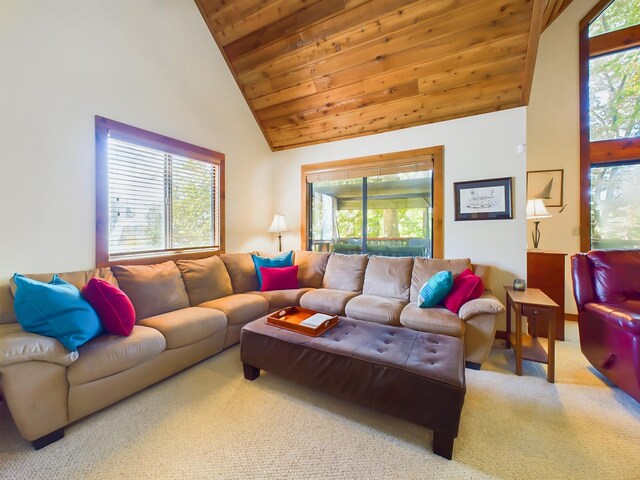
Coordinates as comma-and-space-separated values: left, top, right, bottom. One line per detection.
268, 214, 289, 233
526, 199, 551, 220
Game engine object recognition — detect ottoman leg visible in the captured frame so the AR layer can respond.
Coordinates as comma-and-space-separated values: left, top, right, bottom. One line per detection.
243, 363, 260, 381
432, 432, 454, 460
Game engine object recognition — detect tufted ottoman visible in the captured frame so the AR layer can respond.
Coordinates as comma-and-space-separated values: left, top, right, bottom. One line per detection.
240, 316, 466, 459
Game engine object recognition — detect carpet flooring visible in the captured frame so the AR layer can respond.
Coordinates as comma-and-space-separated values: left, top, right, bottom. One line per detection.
1, 322, 639, 479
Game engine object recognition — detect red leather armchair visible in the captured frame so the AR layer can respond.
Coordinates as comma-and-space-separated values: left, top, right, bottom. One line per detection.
571, 250, 640, 402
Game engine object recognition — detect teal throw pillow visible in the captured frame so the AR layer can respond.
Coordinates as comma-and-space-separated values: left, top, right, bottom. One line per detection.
418, 270, 453, 308
13, 274, 104, 351
251, 251, 294, 289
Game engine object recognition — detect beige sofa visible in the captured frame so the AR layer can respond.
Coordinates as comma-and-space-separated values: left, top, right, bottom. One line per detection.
0, 251, 503, 448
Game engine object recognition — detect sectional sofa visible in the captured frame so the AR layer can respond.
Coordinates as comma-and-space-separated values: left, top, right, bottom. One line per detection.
0, 251, 504, 448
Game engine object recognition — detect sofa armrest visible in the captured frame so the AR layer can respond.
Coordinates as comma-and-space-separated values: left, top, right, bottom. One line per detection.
0, 324, 78, 367
458, 292, 505, 321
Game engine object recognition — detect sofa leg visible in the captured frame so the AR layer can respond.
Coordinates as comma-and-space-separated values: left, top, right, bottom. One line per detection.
31, 428, 64, 450
243, 363, 260, 381
465, 361, 481, 370
432, 431, 454, 460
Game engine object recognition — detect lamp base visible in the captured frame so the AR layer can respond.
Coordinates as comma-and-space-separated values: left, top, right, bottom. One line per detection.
277, 234, 283, 252
531, 221, 541, 249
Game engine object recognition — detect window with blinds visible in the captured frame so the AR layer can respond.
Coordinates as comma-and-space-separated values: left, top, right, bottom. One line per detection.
95, 117, 224, 265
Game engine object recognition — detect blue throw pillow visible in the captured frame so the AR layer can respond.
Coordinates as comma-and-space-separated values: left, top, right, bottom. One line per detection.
13, 274, 104, 351
418, 270, 453, 308
251, 251, 294, 289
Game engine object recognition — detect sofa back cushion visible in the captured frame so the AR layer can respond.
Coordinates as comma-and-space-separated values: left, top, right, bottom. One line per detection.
322, 254, 369, 292
363, 256, 413, 300
294, 250, 331, 288
410, 258, 471, 303
176, 255, 233, 306
112, 261, 190, 321
219, 253, 259, 293
588, 249, 640, 303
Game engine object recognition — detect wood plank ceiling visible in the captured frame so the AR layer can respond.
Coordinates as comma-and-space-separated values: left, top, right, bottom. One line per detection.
195, 0, 548, 151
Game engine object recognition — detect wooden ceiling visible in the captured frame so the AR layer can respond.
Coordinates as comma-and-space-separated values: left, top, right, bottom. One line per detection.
195, 0, 552, 151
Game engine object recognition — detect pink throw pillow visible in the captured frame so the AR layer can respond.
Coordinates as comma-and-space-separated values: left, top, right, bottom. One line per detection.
260, 265, 299, 292
82, 278, 136, 336
443, 269, 484, 314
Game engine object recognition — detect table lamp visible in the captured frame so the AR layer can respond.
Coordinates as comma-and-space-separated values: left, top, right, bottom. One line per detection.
268, 214, 289, 252
526, 199, 551, 249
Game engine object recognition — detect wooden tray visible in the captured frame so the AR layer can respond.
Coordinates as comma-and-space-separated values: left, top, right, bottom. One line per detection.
266, 306, 339, 337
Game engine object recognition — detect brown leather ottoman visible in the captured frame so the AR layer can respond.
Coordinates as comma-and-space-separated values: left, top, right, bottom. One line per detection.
240, 316, 466, 459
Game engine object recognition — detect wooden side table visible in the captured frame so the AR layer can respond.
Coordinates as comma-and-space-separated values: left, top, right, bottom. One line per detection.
504, 286, 558, 383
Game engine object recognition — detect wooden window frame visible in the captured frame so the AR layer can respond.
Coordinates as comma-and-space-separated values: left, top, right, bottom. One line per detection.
300, 146, 443, 258
579, 1, 640, 251
95, 116, 225, 267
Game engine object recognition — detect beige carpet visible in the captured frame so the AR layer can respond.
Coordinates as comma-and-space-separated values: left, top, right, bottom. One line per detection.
1, 322, 639, 480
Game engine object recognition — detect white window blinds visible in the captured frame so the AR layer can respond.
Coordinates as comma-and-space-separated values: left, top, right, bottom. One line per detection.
107, 136, 219, 260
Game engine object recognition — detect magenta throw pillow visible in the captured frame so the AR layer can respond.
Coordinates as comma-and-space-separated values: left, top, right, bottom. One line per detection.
443, 269, 484, 314
82, 278, 136, 336
260, 265, 299, 292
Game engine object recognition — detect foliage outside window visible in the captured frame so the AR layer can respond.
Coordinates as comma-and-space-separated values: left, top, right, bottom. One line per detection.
580, 0, 640, 251
96, 117, 225, 266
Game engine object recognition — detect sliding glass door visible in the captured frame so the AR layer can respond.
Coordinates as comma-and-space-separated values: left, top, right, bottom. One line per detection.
308, 171, 433, 257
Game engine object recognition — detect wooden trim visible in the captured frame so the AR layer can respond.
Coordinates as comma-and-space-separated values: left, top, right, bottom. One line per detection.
590, 138, 640, 164
590, 24, 640, 57
578, 14, 592, 252
542, 0, 574, 32
521, 0, 545, 105
300, 146, 444, 256
579, 0, 614, 30
565, 313, 578, 322
193, 0, 275, 151
95, 116, 226, 267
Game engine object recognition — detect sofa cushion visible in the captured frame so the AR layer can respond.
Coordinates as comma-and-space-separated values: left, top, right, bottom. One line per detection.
199, 293, 268, 325
362, 255, 413, 300
111, 262, 190, 321
138, 307, 227, 349
13, 274, 104, 352
584, 301, 640, 334
82, 278, 136, 336
345, 294, 407, 325
418, 271, 453, 308
261, 265, 298, 291
443, 269, 484, 314
410, 258, 471, 303
588, 250, 640, 304
219, 253, 259, 293
68, 325, 166, 385
249, 288, 313, 310
176, 255, 234, 306
322, 254, 369, 292
252, 251, 294, 289
0, 323, 79, 367
294, 250, 331, 288
300, 288, 360, 316
400, 303, 465, 337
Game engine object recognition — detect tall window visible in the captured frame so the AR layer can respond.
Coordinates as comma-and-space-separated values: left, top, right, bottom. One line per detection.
302, 147, 443, 258
580, 0, 640, 250
96, 117, 225, 265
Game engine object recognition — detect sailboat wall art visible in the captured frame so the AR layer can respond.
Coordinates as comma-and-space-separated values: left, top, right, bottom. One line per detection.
527, 169, 564, 207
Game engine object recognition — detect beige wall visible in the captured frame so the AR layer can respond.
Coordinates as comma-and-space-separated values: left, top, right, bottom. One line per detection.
272, 108, 528, 329
527, 0, 599, 315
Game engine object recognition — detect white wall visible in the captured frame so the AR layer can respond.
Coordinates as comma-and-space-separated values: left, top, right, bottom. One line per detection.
0, 0, 272, 292
527, 0, 599, 315
272, 108, 528, 328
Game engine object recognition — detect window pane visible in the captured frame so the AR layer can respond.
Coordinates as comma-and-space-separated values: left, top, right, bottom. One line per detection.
366, 171, 432, 257
108, 138, 166, 255
591, 163, 640, 249
589, 0, 640, 37
309, 178, 363, 253
171, 155, 216, 249
589, 47, 640, 141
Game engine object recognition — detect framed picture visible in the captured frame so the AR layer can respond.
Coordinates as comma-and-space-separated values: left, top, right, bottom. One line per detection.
454, 177, 513, 221
527, 169, 563, 207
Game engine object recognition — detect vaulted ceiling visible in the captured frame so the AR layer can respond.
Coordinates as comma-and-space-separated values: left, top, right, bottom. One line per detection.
195, 0, 571, 151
